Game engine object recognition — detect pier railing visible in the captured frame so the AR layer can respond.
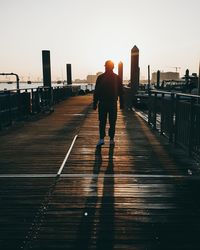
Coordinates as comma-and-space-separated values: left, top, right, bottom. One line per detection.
0, 85, 80, 130
148, 90, 200, 157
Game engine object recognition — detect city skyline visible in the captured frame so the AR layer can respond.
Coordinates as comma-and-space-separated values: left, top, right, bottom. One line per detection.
0, 0, 199, 81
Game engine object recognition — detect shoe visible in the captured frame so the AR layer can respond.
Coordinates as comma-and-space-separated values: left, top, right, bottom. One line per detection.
110, 139, 115, 146
96, 139, 104, 147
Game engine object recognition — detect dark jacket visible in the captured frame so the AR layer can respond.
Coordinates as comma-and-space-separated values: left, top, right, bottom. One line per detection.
93, 71, 124, 107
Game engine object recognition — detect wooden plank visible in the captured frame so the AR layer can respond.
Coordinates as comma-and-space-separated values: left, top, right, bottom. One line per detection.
0, 95, 200, 249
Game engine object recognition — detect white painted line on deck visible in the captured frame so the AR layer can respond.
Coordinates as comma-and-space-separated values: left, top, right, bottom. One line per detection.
57, 134, 78, 176
0, 174, 56, 178
0, 173, 199, 179
60, 173, 200, 179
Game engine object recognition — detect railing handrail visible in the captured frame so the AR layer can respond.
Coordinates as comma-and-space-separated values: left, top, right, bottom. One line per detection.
151, 90, 200, 99
150, 90, 175, 95
176, 93, 200, 98
0, 86, 50, 93
0, 84, 81, 94
0, 72, 20, 90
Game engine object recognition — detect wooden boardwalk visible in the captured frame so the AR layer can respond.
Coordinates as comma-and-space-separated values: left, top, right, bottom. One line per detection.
0, 95, 200, 250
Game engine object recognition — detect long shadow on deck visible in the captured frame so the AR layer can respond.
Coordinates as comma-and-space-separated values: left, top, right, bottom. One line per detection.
96, 146, 114, 250
74, 146, 115, 250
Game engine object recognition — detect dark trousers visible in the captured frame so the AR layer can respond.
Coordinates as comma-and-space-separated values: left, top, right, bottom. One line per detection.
98, 102, 117, 139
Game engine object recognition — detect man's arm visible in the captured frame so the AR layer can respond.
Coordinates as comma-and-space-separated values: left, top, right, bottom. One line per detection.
118, 77, 124, 109
93, 76, 100, 110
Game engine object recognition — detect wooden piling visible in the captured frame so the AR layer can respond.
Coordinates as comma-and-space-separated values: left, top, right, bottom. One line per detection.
156, 70, 160, 88
42, 50, 52, 87
130, 45, 139, 93
66, 64, 72, 85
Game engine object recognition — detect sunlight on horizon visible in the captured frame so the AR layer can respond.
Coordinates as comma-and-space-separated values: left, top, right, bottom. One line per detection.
0, 0, 199, 81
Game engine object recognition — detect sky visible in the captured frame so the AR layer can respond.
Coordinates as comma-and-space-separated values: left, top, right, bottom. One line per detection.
0, 0, 199, 81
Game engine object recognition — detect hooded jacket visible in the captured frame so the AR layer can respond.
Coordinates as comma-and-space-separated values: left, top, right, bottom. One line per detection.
93, 71, 124, 107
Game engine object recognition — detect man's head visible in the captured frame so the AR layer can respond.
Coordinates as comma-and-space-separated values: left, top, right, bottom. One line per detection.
105, 60, 114, 72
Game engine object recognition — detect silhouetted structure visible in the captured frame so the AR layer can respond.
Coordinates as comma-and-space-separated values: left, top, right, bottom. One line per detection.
118, 61, 123, 83
130, 45, 140, 93
157, 70, 160, 88
152, 71, 179, 82
86, 72, 102, 83
148, 65, 151, 90
198, 62, 200, 96
185, 69, 189, 87
66, 64, 72, 85
42, 50, 52, 87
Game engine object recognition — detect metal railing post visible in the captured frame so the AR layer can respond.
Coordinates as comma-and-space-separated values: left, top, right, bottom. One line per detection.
153, 92, 157, 130
148, 91, 152, 125
174, 94, 179, 145
160, 92, 165, 134
169, 93, 175, 143
8, 91, 12, 125
189, 97, 195, 156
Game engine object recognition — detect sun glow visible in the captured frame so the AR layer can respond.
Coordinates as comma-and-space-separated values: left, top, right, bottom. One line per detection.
0, 0, 199, 81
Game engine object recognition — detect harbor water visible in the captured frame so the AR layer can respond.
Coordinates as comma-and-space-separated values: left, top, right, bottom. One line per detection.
0, 82, 95, 92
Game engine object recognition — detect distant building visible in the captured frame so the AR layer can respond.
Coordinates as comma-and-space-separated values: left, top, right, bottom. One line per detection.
86, 72, 103, 83
152, 72, 179, 82
74, 79, 86, 83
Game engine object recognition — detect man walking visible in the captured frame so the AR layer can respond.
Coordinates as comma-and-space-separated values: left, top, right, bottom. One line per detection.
93, 60, 124, 147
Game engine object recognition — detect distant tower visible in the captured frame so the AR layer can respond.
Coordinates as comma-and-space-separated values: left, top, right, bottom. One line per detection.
130, 45, 140, 93
118, 61, 123, 83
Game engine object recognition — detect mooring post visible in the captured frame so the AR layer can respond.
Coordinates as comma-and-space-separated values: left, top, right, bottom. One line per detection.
42, 50, 53, 111
156, 70, 160, 89
42, 50, 52, 87
66, 64, 72, 85
118, 61, 123, 83
130, 45, 139, 93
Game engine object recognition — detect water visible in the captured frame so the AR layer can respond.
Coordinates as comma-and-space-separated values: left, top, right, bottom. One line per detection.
0, 82, 95, 91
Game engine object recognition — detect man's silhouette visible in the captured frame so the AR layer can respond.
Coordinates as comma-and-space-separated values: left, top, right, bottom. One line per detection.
93, 60, 124, 147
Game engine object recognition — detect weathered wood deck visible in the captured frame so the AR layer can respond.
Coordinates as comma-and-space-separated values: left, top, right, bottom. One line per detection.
0, 95, 200, 250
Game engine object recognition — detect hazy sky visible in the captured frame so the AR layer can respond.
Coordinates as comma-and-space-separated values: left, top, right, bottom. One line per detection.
0, 0, 199, 81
